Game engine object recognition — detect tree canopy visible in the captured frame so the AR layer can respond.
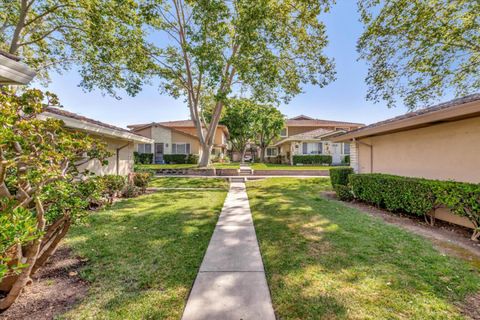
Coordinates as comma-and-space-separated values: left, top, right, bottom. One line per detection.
254, 105, 285, 162
358, 0, 480, 109
0, 0, 153, 95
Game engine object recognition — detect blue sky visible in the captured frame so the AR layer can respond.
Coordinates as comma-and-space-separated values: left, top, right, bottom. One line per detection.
38, 1, 411, 129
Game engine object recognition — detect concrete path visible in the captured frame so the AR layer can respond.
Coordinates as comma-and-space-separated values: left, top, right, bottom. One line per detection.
182, 182, 275, 320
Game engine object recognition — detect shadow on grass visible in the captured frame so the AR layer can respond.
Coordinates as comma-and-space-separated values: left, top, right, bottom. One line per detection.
64, 189, 227, 319
247, 178, 480, 319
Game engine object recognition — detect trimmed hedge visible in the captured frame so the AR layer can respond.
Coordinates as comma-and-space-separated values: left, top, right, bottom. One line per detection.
342, 155, 350, 165
334, 184, 354, 202
349, 173, 480, 240
164, 154, 188, 164
293, 155, 332, 165
186, 154, 199, 164
329, 167, 354, 188
134, 152, 153, 164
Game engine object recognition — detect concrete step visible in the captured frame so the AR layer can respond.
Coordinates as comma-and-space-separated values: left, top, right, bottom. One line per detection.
230, 177, 246, 183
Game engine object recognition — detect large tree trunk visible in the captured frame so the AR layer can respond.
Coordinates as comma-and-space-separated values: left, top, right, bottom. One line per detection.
199, 143, 212, 167
260, 147, 266, 163
240, 147, 247, 164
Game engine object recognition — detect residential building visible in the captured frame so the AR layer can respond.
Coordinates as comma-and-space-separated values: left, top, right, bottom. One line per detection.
0, 50, 35, 85
127, 121, 229, 163
265, 115, 364, 165
40, 108, 153, 176
331, 94, 480, 183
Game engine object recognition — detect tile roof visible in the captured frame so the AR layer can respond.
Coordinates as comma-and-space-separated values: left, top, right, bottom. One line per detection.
45, 107, 143, 136
339, 93, 480, 138
286, 116, 364, 127
128, 120, 227, 129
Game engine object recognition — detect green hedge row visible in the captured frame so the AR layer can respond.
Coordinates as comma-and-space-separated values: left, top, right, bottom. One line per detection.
163, 154, 199, 164
348, 173, 480, 240
293, 155, 332, 165
330, 167, 354, 187
134, 152, 153, 164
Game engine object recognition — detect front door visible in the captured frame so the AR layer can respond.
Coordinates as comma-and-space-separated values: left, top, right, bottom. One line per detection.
155, 143, 164, 164
331, 143, 341, 164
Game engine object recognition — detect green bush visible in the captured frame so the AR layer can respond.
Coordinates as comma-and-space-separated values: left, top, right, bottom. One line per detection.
164, 154, 188, 164
334, 184, 354, 202
134, 152, 153, 164
349, 173, 480, 240
342, 155, 350, 165
133, 172, 151, 192
329, 167, 354, 188
97, 175, 126, 203
293, 155, 332, 165
186, 154, 199, 164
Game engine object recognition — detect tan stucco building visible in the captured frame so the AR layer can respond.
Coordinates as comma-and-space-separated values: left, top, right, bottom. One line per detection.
127, 121, 229, 163
40, 108, 153, 176
332, 94, 480, 183
263, 115, 364, 164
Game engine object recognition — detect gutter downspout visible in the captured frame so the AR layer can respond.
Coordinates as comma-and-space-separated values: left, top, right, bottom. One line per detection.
353, 138, 373, 173
116, 142, 132, 175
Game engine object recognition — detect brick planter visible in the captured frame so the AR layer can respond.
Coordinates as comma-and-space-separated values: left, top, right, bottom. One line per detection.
155, 168, 216, 176
253, 170, 329, 176
216, 169, 239, 176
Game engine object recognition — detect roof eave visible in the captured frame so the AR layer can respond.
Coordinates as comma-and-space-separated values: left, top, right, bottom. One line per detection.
0, 55, 36, 85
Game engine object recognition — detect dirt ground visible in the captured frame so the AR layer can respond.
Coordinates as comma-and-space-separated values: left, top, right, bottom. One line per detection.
0, 247, 88, 320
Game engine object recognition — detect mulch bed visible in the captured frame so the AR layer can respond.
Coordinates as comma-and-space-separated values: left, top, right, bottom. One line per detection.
0, 247, 88, 320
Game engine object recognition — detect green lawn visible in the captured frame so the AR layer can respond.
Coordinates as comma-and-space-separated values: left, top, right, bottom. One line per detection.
135, 163, 239, 170
150, 177, 229, 189
64, 188, 227, 319
247, 178, 480, 319
251, 163, 333, 170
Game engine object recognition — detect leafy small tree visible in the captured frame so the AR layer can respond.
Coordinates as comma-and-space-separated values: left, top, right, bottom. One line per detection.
254, 106, 285, 163
0, 88, 110, 310
358, 0, 480, 109
220, 99, 258, 163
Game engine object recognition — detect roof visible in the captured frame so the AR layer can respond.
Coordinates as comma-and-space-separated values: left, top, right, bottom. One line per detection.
42, 107, 152, 143
0, 50, 36, 85
273, 128, 346, 146
332, 93, 480, 142
286, 116, 364, 127
127, 120, 230, 137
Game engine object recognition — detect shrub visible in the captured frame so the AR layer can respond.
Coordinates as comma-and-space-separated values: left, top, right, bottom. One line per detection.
133, 172, 151, 192
97, 175, 126, 204
342, 155, 350, 165
186, 154, 199, 164
134, 152, 153, 164
349, 173, 480, 241
329, 167, 354, 188
293, 155, 332, 165
164, 154, 188, 164
334, 185, 354, 202
122, 184, 140, 198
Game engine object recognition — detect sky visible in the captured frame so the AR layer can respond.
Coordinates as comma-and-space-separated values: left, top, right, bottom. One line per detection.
38, 1, 411, 129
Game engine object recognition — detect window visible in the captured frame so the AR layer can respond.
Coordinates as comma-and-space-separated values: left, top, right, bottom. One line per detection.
343, 143, 350, 155
172, 143, 190, 154
302, 142, 323, 155
137, 144, 152, 154
266, 147, 278, 157
280, 128, 287, 137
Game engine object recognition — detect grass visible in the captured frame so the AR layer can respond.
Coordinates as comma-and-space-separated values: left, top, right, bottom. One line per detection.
251, 163, 333, 170
247, 178, 480, 319
135, 163, 239, 170
64, 188, 227, 319
150, 177, 229, 189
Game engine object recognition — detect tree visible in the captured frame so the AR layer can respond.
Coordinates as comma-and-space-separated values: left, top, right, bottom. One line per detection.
254, 106, 285, 163
358, 0, 480, 109
0, 88, 110, 310
0, 0, 153, 95
89, 0, 335, 166
220, 99, 258, 163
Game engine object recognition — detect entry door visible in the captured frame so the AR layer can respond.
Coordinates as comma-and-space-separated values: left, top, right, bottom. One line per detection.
331, 143, 341, 164
155, 143, 164, 164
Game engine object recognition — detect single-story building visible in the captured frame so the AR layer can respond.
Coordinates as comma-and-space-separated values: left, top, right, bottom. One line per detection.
332, 94, 480, 183
40, 108, 153, 176
127, 120, 229, 163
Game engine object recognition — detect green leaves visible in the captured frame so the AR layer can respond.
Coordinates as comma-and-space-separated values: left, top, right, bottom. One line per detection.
358, 0, 480, 109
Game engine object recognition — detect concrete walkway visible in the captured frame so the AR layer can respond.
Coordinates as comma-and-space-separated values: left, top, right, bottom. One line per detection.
182, 182, 275, 320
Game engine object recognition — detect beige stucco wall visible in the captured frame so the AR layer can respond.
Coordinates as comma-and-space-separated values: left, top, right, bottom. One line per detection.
356, 116, 480, 183
171, 131, 200, 154
151, 126, 172, 154
172, 127, 226, 146
78, 136, 134, 176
